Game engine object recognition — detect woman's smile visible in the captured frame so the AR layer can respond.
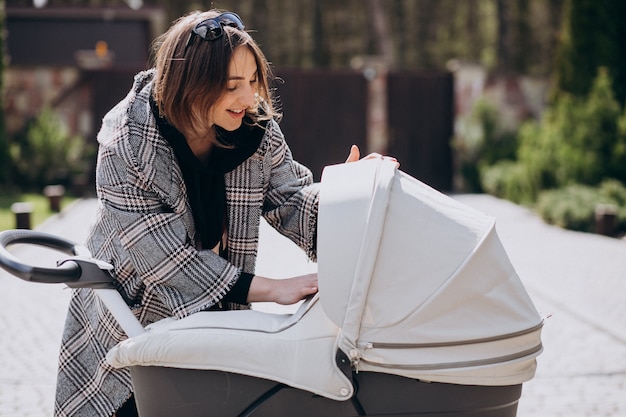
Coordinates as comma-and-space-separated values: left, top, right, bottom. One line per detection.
227, 108, 246, 119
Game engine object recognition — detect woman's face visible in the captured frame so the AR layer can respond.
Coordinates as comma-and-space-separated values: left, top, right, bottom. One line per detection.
209, 46, 258, 131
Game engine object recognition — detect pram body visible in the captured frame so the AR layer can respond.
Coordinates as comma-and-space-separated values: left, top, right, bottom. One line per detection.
0, 159, 542, 417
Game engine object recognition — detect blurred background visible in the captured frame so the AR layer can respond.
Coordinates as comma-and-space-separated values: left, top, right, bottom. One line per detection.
0, 0, 625, 235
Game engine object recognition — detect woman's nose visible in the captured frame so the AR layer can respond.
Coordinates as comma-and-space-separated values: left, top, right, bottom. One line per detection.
239, 85, 256, 108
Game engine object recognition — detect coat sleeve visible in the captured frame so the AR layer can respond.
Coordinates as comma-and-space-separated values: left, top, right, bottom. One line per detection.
261, 120, 320, 261
91, 137, 241, 320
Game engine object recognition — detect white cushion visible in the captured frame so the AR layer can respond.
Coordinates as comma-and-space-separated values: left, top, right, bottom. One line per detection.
106, 296, 354, 401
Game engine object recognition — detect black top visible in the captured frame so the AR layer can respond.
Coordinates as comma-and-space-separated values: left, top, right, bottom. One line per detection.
150, 96, 265, 304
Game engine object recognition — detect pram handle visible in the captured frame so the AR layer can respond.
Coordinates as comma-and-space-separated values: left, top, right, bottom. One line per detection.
0, 229, 117, 289
0, 229, 145, 337
0, 229, 84, 283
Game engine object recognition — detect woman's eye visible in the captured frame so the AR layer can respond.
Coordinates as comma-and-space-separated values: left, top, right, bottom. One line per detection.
227, 85, 237, 92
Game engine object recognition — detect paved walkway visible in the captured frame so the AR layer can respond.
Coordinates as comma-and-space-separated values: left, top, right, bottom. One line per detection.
454, 195, 626, 417
0, 195, 624, 416
0, 199, 98, 417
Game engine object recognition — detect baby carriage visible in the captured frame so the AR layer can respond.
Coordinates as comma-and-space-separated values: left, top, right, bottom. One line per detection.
0, 159, 542, 417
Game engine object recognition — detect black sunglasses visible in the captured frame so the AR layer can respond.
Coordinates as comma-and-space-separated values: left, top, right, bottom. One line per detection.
184, 13, 245, 54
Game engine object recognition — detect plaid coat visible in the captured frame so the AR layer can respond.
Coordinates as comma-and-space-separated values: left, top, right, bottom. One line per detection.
54, 70, 319, 417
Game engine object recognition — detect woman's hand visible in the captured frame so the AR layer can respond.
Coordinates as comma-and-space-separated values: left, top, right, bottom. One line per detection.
345, 144, 361, 163
345, 144, 399, 166
248, 273, 318, 305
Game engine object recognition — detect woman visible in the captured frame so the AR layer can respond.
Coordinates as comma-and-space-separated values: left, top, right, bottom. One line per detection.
54, 9, 379, 417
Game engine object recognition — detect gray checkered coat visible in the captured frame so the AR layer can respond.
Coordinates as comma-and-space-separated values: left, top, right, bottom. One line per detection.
54, 70, 319, 417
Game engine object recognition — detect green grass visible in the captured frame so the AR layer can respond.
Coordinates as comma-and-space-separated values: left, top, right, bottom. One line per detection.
0, 193, 77, 231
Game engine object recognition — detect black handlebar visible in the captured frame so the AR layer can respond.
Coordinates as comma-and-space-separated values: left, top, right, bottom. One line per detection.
0, 229, 83, 283
0, 229, 85, 284
0, 229, 116, 288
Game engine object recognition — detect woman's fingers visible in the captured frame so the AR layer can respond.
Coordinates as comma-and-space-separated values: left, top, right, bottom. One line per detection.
345, 145, 360, 163
346, 145, 400, 167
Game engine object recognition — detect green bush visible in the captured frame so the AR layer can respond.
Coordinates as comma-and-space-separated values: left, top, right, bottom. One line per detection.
9, 108, 94, 190
480, 160, 535, 205
517, 68, 625, 190
536, 184, 601, 232
535, 179, 626, 234
481, 68, 626, 210
452, 98, 518, 192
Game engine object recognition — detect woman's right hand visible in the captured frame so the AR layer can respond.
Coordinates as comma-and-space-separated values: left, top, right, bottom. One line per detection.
345, 144, 399, 166
247, 273, 318, 305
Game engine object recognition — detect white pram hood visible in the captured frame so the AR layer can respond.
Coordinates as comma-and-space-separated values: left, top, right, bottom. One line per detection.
318, 159, 542, 385
106, 159, 542, 398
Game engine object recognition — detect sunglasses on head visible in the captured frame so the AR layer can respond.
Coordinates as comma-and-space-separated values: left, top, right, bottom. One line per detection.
184, 12, 245, 54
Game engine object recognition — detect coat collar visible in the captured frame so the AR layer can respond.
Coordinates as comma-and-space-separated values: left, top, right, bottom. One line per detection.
97, 69, 192, 220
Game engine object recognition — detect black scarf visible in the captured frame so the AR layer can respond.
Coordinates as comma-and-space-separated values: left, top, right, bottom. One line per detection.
149, 97, 264, 250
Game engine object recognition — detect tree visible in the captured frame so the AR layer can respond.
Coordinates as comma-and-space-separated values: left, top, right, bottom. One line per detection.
482, 68, 626, 203
3, 0, 567, 75
553, 0, 626, 105
10, 107, 94, 189
0, 0, 9, 186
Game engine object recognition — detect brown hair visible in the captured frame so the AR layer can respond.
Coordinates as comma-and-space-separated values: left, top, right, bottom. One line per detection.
151, 10, 277, 141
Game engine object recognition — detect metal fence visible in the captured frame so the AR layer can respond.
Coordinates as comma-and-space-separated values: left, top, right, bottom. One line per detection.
84, 68, 454, 192
275, 68, 453, 191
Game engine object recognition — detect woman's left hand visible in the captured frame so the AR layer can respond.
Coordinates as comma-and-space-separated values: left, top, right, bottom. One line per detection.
345, 145, 399, 167
248, 274, 318, 305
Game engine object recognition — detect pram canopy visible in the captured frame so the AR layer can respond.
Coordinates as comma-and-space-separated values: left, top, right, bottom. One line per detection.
317, 159, 542, 386
106, 159, 542, 399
